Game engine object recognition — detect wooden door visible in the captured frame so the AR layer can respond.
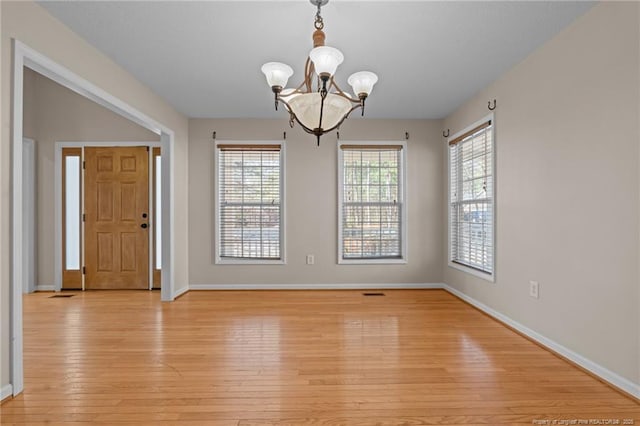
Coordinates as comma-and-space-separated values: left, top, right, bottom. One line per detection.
84, 146, 149, 289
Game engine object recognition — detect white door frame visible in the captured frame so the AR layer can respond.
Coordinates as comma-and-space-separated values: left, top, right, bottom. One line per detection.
11, 39, 177, 397
54, 142, 162, 292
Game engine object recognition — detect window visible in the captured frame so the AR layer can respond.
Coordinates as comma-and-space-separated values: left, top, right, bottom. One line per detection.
448, 117, 494, 279
62, 147, 82, 288
338, 142, 406, 263
152, 147, 161, 287
215, 142, 284, 263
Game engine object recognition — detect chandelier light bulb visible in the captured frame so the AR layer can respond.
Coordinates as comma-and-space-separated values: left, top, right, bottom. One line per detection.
261, 62, 294, 89
347, 71, 378, 97
309, 46, 344, 78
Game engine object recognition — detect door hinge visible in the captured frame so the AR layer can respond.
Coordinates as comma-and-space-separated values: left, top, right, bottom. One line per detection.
82, 213, 86, 222
82, 266, 86, 275
83, 161, 86, 169
146, 146, 150, 152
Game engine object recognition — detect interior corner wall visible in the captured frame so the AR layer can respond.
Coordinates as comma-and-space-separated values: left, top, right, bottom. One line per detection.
0, 0, 5, 397
637, 0, 640, 391
443, 1, 640, 385
1, 1, 190, 390
188, 118, 444, 286
22, 69, 159, 288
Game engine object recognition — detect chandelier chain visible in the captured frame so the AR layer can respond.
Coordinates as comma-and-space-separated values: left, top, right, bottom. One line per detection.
314, 5, 324, 30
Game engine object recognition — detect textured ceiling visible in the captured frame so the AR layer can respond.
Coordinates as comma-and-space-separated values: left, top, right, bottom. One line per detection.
39, 1, 594, 119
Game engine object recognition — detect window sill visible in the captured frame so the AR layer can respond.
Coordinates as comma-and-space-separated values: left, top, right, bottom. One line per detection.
448, 261, 495, 282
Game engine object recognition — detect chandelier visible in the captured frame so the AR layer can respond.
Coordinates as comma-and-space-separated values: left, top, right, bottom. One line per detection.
261, 0, 378, 145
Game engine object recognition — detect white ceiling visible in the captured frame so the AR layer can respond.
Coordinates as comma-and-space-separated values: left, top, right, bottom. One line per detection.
39, 1, 594, 119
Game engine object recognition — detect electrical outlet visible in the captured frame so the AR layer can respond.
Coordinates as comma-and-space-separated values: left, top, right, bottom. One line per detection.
529, 281, 539, 299
306, 255, 315, 265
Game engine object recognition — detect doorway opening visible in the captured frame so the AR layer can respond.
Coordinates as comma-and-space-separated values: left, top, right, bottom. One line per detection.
11, 39, 176, 397
59, 144, 162, 291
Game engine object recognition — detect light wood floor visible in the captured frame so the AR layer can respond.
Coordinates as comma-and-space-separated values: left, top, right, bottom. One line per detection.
1, 289, 638, 425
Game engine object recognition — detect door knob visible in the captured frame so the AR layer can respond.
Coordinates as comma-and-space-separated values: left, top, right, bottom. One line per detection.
141, 223, 148, 229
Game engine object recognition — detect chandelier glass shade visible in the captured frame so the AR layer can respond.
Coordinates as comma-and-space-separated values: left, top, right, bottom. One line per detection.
261, 0, 378, 145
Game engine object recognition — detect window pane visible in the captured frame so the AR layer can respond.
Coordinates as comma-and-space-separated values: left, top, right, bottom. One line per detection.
155, 155, 162, 269
341, 148, 403, 260
449, 123, 494, 274
218, 148, 281, 260
65, 156, 80, 270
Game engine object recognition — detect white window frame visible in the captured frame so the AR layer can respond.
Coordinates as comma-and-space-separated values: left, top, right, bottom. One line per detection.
447, 113, 496, 282
337, 140, 408, 265
214, 140, 286, 265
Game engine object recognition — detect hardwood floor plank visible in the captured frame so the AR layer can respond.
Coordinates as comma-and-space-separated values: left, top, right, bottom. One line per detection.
1, 289, 638, 425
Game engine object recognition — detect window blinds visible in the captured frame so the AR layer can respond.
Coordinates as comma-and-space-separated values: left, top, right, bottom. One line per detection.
340, 145, 403, 260
449, 121, 493, 274
218, 146, 282, 260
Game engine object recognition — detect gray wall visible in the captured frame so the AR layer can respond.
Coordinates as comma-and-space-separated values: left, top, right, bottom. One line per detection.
188, 118, 444, 286
22, 68, 159, 287
443, 1, 640, 385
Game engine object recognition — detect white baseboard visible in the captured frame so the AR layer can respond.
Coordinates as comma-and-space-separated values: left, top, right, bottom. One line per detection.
173, 286, 189, 299
35, 284, 55, 292
1, 384, 13, 401
442, 284, 640, 399
189, 283, 444, 291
